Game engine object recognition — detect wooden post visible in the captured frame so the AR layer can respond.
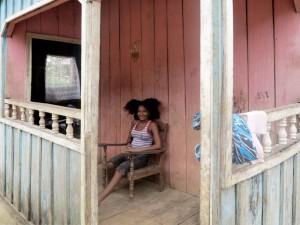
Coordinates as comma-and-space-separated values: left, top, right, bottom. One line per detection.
81, 0, 101, 224
200, 0, 233, 224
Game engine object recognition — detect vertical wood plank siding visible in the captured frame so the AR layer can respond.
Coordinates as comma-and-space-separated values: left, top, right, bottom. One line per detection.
0, 122, 82, 225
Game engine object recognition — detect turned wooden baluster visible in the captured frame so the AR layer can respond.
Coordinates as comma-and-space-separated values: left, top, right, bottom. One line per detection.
278, 117, 287, 145
12, 105, 17, 120
289, 115, 297, 139
39, 111, 45, 128
52, 114, 59, 133
28, 109, 34, 125
66, 117, 74, 138
263, 122, 272, 153
4, 104, 10, 118
20, 107, 26, 121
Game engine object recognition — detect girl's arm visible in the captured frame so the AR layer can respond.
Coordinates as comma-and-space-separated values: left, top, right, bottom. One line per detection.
128, 122, 162, 152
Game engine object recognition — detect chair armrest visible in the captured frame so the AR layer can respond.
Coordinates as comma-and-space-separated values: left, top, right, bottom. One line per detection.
99, 143, 127, 147
126, 149, 166, 155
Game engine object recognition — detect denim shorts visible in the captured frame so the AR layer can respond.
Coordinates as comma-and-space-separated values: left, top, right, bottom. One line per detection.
108, 153, 150, 175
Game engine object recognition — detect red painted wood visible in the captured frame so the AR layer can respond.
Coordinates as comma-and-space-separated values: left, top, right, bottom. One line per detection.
99, 0, 111, 161
275, 0, 300, 106
6, 21, 27, 100
120, 0, 132, 143
40, 7, 59, 36
130, 0, 142, 100
183, 0, 200, 195
167, 0, 187, 192
154, 0, 170, 186
233, 0, 249, 113
73, 1, 81, 39
247, 0, 275, 110
109, 0, 121, 156
58, 1, 74, 38
141, 0, 155, 99
26, 14, 41, 33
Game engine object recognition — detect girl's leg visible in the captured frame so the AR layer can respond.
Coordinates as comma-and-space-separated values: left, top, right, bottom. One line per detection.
98, 171, 123, 205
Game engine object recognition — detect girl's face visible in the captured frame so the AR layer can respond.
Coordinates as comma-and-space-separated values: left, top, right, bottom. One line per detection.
137, 105, 150, 121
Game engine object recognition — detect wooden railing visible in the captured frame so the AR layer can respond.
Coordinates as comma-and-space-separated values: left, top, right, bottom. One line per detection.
4, 99, 81, 139
262, 103, 300, 152
229, 103, 300, 186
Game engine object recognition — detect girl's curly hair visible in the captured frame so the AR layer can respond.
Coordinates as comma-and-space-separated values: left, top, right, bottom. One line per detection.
124, 98, 161, 120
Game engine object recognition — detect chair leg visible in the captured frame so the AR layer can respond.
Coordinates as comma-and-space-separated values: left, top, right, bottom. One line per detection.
159, 172, 164, 191
102, 167, 107, 188
129, 179, 134, 202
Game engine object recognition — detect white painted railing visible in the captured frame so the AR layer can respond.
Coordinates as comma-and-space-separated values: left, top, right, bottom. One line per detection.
262, 103, 300, 153
4, 99, 81, 139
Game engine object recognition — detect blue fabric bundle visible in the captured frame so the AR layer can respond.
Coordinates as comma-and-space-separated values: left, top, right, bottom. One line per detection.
232, 114, 257, 164
192, 112, 201, 131
192, 113, 257, 164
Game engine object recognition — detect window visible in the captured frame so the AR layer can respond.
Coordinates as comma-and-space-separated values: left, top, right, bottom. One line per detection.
45, 55, 80, 103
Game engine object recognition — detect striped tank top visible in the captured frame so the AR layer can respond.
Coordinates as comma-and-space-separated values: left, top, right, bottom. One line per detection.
131, 120, 153, 148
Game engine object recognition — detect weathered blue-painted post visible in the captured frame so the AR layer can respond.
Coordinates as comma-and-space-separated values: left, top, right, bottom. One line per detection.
200, 0, 233, 224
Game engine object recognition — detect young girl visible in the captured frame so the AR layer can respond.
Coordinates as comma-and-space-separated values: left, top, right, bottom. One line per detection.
98, 98, 162, 205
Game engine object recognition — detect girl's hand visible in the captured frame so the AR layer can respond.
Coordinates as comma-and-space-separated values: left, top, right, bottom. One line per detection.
126, 143, 132, 149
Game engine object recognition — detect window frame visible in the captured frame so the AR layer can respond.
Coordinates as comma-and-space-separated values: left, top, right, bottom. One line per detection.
25, 33, 81, 102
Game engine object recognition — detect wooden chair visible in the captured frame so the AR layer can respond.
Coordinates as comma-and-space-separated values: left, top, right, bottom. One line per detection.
99, 122, 168, 201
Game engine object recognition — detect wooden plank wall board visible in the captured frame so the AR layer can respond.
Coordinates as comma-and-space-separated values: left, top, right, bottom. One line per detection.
130, 0, 142, 100
6, 21, 26, 100
236, 175, 263, 225
26, 14, 41, 33
141, 0, 155, 99
53, 144, 68, 225
262, 165, 280, 225
109, 0, 121, 156
274, 0, 300, 106
69, 151, 81, 225
0, 123, 5, 196
20, 131, 31, 219
99, 0, 111, 161
167, 0, 187, 191
40, 7, 59, 36
154, 0, 169, 185
12, 128, 21, 211
119, 0, 132, 143
183, 0, 200, 195
30, 136, 41, 225
293, 153, 300, 225
58, 0, 74, 38
280, 158, 294, 224
220, 187, 236, 225
73, 0, 81, 40
41, 139, 53, 225
5, 125, 13, 203
233, 0, 248, 113
247, 0, 275, 111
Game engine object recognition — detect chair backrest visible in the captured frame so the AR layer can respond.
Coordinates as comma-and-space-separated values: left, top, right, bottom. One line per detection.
156, 121, 168, 151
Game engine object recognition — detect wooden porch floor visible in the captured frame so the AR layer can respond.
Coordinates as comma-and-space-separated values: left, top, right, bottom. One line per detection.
98, 179, 200, 225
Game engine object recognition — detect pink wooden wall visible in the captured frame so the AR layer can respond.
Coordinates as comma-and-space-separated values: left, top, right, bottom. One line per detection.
6, 0, 81, 100
233, 0, 300, 112
100, 0, 201, 195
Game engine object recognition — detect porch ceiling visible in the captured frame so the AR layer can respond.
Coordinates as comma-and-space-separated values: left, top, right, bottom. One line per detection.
2, 0, 71, 37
